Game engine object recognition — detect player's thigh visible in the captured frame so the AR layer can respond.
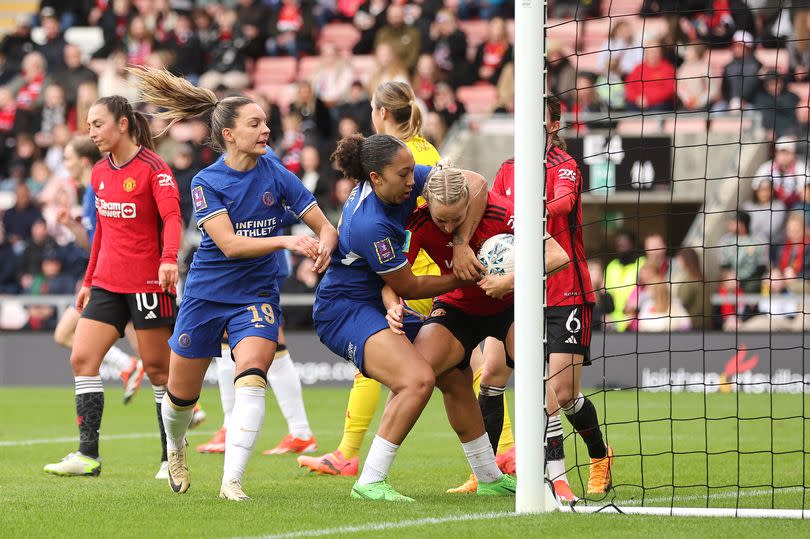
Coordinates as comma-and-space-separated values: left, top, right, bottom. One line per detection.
232, 336, 278, 373
436, 364, 474, 396
167, 351, 211, 401
413, 322, 467, 376
70, 318, 121, 375
54, 306, 80, 348
134, 326, 173, 383
363, 330, 434, 395
548, 352, 583, 407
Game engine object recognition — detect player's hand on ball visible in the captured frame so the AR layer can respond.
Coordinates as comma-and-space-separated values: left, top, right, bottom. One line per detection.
158, 263, 179, 293
478, 274, 514, 299
385, 303, 405, 335
75, 286, 90, 312
286, 235, 320, 260
452, 243, 486, 281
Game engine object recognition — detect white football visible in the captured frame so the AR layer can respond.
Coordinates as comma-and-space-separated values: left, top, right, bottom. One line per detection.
477, 233, 515, 275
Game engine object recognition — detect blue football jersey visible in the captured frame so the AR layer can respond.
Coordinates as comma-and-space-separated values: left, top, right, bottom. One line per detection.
316, 165, 432, 304
184, 148, 316, 304
81, 184, 97, 246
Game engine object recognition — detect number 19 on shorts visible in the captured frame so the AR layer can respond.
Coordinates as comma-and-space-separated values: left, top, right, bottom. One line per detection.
247, 303, 275, 326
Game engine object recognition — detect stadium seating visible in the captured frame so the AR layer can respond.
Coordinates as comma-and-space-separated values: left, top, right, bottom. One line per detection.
456, 84, 497, 114
297, 56, 321, 82
254, 57, 299, 86
64, 26, 104, 58
318, 23, 361, 52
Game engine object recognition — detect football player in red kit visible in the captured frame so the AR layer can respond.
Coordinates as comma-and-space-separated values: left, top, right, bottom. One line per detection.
384, 165, 569, 497
44, 95, 181, 479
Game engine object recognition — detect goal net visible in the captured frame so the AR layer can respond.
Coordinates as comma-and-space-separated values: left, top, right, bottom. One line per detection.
546, 0, 809, 517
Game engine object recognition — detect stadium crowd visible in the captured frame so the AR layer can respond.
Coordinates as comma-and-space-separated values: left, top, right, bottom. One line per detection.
1, 0, 810, 334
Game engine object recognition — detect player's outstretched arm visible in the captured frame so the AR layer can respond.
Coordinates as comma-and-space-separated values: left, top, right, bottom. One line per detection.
301, 205, 338, 273
381, 264, 467, 300
202, 213, 319, 259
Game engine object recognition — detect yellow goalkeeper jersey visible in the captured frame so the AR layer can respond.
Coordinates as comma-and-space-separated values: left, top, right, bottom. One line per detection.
405, 136, 441, 316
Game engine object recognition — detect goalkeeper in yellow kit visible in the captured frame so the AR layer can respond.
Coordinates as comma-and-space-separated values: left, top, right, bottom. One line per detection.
297, 81, 515, 478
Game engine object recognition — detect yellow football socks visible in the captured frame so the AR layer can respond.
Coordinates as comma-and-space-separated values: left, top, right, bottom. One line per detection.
337, 373, 382, 459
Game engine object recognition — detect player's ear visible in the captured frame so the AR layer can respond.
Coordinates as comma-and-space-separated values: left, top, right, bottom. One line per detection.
369, 170, 382, 186
222, 127, 234, 143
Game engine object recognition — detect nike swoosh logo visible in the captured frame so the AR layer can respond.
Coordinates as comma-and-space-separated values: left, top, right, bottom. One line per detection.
240, 428, 259, 433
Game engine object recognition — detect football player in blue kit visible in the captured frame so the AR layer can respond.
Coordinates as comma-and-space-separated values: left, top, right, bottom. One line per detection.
129, 67, 337, 501
314, 133, 488, 502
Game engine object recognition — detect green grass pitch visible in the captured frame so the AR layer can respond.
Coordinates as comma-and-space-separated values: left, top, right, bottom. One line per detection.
1, 386, 808, 538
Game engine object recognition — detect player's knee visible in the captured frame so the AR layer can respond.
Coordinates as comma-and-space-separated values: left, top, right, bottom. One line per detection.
69, 351, 97, 376
141, 361, 167, 386
551, 383, 576, 410
409, 366, 435, 400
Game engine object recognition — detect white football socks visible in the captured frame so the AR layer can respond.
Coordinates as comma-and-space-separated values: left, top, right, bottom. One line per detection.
357, 435, 399, 485
216, 350, 236, 427
462, 433, 503, 483
267, 351, 312, 439
161, 394, 193, 452
222, 384, 266, 484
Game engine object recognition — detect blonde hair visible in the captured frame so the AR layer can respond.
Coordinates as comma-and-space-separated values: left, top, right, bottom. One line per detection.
373, 81, 423, 141
422, 161, 469, 205
127, 66, 253, 152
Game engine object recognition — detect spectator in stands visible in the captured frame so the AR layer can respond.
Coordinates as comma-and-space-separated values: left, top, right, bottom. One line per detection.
432, 81, 466, 129
97, 49, 138, 101
18, 217, 57, 284
235, 0, 272, 59
624, 36, 677, 112
279, 111, 306, 174
718, 210, 769, 294
672, 247, 712, 330
96, 0, 137, 58
37, 8, 68, 72
547, 39, 577, 106
0, 86, 16, 142
588, 259, 614, 331
291, 80, 333, 141
71, 81, 98, 134
33, 83, 68, 148
335, 81, 373, 135
352, 0, 389, 55
325, 176, 354, 226
42, 124, 69, 179
744, 177, 786, 245
789, 8, 810, 81
310, 43, 354, 107
0, 221, 20, 292
424, 110, 448, 147
8, 51, 47, 134
374, 3, 421, 70
753, 137, 808, 208
165, 13, 204, 82
493, 62, 514, 114
604, 229, 645, 332
26, 160, 51, 199
3, 183, 42, 249
644, 232, 671, 279
677, 43, 720, 111
198, 9, 250, 90
691, 0, 740, 47
9, 133, 38, 182
751, 70, 800, 140
712, 266, 746, 330
719, 30, 762, 110
571, 72, 607, 134
299, 145, 334, 209
191, 7, 218, 58
623, 261, 657, 332
170, 143, 197, 228
637, 280, 692, 333
412, 54, 440, 108
0, 16, 35, 85
596, 19, 642, 80
22, 247, 74, 295
366, 42, 409, 95
52, 45, 98, 107
266, 0, 315, 57
734, 269, 804, 332
771, 211, 810, 293
428, 8, 471, 88
793, 1, 810, 74
336, 115, 362, 139
124, 16, 154, 67
473, 16, 513, 85
795, 181, 810, 228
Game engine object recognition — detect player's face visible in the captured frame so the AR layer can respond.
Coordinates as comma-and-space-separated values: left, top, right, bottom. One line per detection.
429, 198, 468, 234
87, 104, 125, 153
227, 103, 270, 157
372, 147, 416, 205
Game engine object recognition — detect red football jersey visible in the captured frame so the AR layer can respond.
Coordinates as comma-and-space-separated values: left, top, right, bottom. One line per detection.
406, 192, 514, 315
83, 147, 182, 294
492, 151, 594, 307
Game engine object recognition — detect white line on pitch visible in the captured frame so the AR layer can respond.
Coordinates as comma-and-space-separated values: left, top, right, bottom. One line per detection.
230, 512, 525, 539
0, 430, 215, 447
